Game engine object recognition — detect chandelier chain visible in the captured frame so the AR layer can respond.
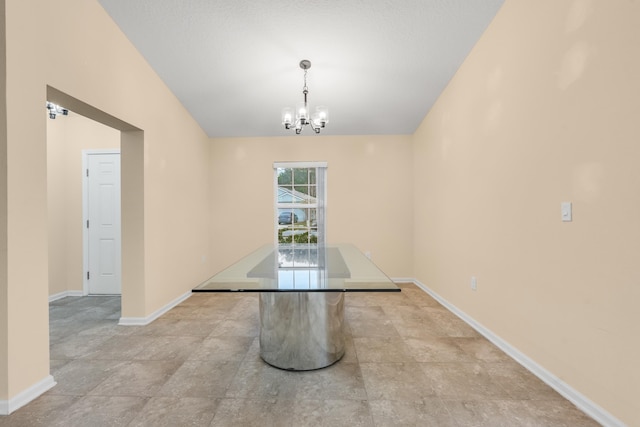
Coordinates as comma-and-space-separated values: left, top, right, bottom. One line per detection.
303, 68, 308, 92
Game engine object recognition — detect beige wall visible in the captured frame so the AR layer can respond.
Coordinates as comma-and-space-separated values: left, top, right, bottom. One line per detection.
1, 0, 211, 403
47, 113, 120, 296
0, 0, 8, 402
209, 135, 413, 278
3, 0, 636, 423
412, 0, 639, 424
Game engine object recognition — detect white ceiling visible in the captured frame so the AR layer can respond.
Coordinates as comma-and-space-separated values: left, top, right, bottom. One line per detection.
96, 0, 504, 138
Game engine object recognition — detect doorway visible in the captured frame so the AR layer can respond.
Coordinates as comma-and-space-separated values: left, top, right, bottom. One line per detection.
47, 86, 146, 318
46, 86, 145, 321
83, 150, 121, 295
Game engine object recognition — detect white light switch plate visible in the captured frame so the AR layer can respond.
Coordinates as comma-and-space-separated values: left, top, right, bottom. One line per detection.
561, 202, 572, 222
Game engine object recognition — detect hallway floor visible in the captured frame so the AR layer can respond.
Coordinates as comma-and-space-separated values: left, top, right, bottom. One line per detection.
1, 284, 599, 426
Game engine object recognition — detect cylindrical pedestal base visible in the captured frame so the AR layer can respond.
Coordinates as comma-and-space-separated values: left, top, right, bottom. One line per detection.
259, 292, 345, 371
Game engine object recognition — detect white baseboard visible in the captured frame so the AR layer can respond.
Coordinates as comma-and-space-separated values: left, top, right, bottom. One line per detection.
0, 375, 56, 415
118, 291, 191, 326
48, 290, 84, 302
411, 279, 624, 427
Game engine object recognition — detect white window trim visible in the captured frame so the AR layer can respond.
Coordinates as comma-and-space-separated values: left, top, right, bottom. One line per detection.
274, 162, 327, 246
273, 161, 327, 169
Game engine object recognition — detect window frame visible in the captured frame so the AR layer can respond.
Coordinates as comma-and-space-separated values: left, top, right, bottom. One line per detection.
273, 161, 327, 248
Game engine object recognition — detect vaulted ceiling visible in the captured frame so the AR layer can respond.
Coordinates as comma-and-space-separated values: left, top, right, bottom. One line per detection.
97, 0, 505, 137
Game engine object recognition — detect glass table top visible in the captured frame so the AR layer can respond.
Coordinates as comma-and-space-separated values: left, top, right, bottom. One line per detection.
193, 244, 400, 292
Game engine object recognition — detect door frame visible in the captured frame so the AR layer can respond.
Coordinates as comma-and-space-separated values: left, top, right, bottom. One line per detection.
82, 149, 121, 295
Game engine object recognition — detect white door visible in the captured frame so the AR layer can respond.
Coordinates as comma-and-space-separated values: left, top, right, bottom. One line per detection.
87, 152, 121, 294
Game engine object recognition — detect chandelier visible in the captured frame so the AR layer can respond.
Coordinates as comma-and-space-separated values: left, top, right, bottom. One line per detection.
282, 60, 329, 134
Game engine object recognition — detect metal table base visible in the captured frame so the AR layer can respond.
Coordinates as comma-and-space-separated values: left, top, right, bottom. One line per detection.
259, 292, 345, 371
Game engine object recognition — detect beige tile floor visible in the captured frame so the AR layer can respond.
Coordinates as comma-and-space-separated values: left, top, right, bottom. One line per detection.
0, 284, 599, 426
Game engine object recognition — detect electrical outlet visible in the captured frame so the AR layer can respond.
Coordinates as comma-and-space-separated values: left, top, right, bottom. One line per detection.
471, 276, 477, 291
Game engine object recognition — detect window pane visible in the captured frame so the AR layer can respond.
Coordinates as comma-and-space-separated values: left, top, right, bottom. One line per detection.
308, 208, 317, 224
277, 168, 293, 185
293, 168, 309, 185
277, 209, 299, 224
293, 231, 310, 244
278, 219, 295, 244
283, 186, 316, 203
309, 168, 316, 184
278, 186, 297, 203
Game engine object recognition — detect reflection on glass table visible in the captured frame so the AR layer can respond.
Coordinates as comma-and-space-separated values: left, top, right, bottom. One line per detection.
193, 244, 399, 292
193, 244, 399, 371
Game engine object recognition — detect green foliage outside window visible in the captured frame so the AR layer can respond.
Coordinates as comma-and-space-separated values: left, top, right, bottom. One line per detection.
278, 228, 318, 244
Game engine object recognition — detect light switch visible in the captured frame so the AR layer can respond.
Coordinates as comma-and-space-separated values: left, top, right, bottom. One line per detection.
561, 202, 572, 222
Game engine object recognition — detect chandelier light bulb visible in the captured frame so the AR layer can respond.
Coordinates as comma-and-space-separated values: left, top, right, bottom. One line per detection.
282, 108, 293, 129
296, 102, 309, 123
315, 106, 329, 127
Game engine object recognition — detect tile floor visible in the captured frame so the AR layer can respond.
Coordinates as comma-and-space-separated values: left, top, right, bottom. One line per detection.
0, 284, 599, 426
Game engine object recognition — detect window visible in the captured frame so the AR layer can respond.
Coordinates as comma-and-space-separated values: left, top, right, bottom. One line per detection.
274, 162, 326, 250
